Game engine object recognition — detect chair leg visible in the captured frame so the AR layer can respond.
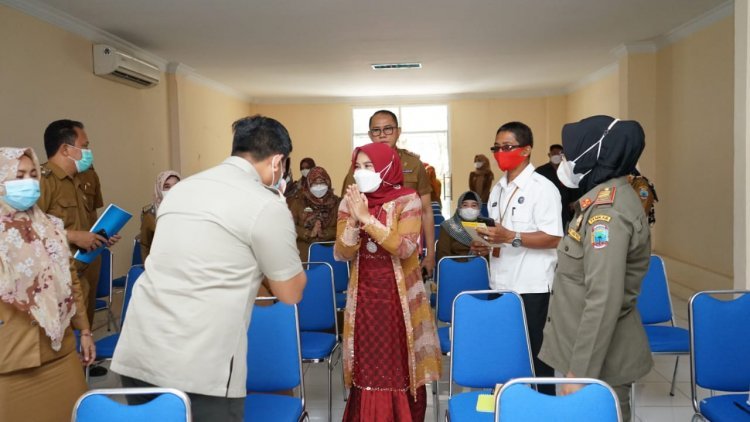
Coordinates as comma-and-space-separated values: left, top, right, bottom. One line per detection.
433, 381, 440, 422
339, 348, 347, 402
630, 383, 636, 422
669, 356, 679, 397
327, 357, 333, 422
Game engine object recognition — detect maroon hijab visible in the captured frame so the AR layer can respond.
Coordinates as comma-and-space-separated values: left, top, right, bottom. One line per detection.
351, 143, 416, 208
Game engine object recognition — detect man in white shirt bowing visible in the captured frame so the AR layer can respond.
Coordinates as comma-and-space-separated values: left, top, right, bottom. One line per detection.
472, 121, 563, 395
112, 115, 306, 422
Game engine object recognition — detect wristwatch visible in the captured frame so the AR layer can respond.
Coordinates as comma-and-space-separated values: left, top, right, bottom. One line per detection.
511, 232, 522, 247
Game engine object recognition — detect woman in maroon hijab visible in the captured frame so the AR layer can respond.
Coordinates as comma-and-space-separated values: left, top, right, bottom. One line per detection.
335, 142, 441, 421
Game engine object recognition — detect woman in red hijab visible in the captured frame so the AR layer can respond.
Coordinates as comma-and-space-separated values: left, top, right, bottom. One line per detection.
335, 142, 441, 421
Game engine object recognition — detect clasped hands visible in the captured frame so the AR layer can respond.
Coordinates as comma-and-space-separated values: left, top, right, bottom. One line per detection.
344, 184, 371, 224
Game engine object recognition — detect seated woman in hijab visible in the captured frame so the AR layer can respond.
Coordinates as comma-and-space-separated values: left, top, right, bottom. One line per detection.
288, 166, 340, 262
0, 147, 95, 422
436, 191, 488, 262
140, 170, 181, 262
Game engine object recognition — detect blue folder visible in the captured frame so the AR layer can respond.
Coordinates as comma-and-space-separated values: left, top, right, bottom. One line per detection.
74, 204, 132, 264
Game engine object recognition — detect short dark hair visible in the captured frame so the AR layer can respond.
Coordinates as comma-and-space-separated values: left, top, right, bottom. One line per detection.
44, 119, 84, 158
368, 110, 399, 128
231, 115, 292, 160
549, 144, 563, 152
496, 121, 533, 148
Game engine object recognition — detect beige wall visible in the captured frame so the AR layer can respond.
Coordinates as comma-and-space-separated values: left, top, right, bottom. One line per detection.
0, 5, 171, 276
566, 70, 620, 122
655, 16, 734, 294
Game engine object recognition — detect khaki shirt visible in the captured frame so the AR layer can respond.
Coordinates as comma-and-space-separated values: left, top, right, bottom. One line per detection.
139, 204, 156, 262
341, 147, 431, 197
78, 167, 104, 226
38, 162, 90, 258
539, 176, 653, 386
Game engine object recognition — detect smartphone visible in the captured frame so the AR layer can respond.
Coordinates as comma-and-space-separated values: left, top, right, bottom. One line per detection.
477, 216, 496, 227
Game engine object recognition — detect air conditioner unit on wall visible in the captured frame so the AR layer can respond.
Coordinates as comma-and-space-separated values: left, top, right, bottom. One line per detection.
93, 44, 160, 88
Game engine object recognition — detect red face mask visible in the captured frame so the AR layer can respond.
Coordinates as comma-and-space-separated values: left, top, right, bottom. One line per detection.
494, 148, 527, 171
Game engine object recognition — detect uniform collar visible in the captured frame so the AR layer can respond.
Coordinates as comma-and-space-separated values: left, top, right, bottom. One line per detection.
500, 162, 535, 190
224, 156, 261, 182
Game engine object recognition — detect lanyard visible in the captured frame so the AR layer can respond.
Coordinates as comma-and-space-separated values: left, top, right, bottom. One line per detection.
499, 186, 520, 225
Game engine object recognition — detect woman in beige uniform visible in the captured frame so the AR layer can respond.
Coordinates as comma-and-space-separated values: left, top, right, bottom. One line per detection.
140, 170, 181, 262
0, 147, 95, 422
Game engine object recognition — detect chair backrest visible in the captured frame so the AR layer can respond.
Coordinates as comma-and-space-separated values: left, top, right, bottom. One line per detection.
132, 237, 143, 266
433, 224, 441, 244
434, 214, 446, 225
298, 262, 336, 332
636, 255, 673, 324
309, 241, 349, 293
689, 290, 750, 399
73, 387, 191, 422
120, 265, 145, 325
495, 378, 621, 422
436, 256, 490, 323
246, 301, 304, 400
450, 290, 534, 392
95, 248, 114, 298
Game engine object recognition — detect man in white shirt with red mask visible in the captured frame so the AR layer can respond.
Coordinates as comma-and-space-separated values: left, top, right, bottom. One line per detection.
472, 121, 563, 395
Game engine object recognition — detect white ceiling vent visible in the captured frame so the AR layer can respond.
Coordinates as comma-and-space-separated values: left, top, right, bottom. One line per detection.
93, 45, 160, 88
371, 63, 422, 70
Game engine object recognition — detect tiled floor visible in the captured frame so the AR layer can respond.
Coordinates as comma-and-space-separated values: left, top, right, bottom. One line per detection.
88, 293, 712, 421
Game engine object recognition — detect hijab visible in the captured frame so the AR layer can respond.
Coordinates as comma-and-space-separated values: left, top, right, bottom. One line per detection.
152, 170, 181, 211
351, 143, 415, 208
425, 164, 441, 198
0, 147, 76, 351
561, 115, 645, 194
301, 166, 338, 229
441, 191, 482, 247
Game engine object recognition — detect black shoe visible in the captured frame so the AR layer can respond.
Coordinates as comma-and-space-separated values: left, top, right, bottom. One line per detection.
88, 365, 108, 377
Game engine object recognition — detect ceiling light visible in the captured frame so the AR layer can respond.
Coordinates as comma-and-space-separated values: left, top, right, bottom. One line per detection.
371, 63, 422, 70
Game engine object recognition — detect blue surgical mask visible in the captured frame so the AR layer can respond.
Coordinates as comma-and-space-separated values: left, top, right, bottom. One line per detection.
69, 146, 94, 173
2, 179, 41, 211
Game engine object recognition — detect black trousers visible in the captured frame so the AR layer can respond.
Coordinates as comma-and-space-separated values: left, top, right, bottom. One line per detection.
520, 292, 556, 396
121, 375, 245, 422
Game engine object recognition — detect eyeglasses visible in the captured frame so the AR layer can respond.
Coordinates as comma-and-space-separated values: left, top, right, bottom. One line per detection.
369, 126, 396, 136
491, 144, 522, 153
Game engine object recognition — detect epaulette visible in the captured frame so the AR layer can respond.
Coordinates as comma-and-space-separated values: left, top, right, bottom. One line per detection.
142, 204, 155, 215
401, 148, 421, 159
593, 186, 616, 206
40, 164, 52, 177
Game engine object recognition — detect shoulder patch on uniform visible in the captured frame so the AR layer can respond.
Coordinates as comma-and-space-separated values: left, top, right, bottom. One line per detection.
594, 186, 616, 205
401, 149, 420, 158
580, 197, 593, 211
40, 165, 52, 177
591, 224, 610, 249
567, 227, 582, 242
588, 214, 612, 225
142, 204, 155, 214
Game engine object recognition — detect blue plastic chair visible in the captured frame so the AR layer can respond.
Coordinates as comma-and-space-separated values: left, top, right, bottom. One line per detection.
495, 378, 621, 422
113, 238, 143, 288
434, 214, 446, 225
94, 265, 145, 363
447, 290, 534, 422
635, 255, 689, 396
309, 241, 349, 310
298, 262, 342, 421
688, 290, 750, 421
245, 300, 306, 422
94, 248, 117, 331
73, 387, 192, 421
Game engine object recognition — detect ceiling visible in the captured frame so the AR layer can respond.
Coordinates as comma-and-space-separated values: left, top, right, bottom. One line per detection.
28, 0, 727, 102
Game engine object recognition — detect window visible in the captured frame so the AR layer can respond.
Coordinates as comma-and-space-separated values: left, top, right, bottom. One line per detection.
352, 105, 451, 213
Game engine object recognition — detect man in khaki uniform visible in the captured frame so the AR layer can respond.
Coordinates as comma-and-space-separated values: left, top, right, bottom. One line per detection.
37, 120, 117, 326
539, 116, 652, 421
341, 110, 436, 276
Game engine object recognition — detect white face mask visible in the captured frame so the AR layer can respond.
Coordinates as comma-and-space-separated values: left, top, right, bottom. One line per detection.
550, 154, 562, 165
300, 169, 310, 178
267, 155, 286, 195
353, 161, 393, 193
459, 207, 480, 221
309, 183, 328, 198
557, 119, 619, 189
473, 161, 482, 169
